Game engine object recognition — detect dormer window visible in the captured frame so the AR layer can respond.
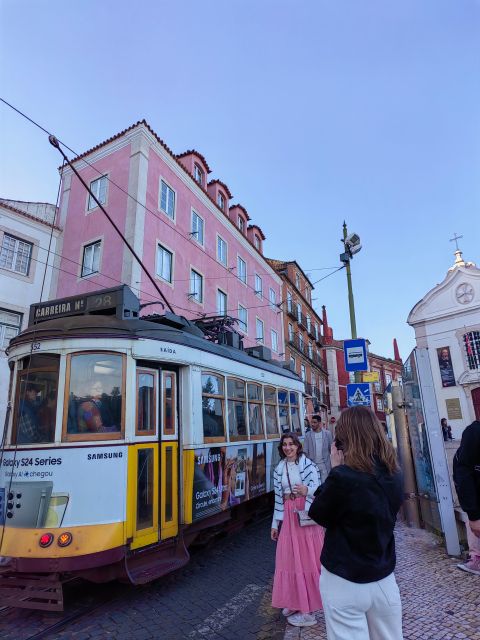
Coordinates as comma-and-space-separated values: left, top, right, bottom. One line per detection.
254, 235, 260, 249
194, 164, 204, 186
217, 192, 225, 211
238, 217, 245, 233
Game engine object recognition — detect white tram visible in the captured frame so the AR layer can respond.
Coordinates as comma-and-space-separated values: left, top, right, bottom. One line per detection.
0, 286, 305, 610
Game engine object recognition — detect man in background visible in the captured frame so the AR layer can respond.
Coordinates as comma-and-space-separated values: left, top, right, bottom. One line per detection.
303, 414, 333, 483
453, 419, 480, 575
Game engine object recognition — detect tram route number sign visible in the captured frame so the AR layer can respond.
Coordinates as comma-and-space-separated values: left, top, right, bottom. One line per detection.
28, 285, 139, 325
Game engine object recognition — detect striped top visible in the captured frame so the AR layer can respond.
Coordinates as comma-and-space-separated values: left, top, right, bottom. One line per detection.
272, 454, 320, 529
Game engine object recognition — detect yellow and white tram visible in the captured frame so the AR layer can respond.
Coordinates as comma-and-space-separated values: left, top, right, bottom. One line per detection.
0, 286, 305, 609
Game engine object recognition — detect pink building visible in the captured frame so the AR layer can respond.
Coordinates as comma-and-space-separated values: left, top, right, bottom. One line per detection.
52, 120, 284, 354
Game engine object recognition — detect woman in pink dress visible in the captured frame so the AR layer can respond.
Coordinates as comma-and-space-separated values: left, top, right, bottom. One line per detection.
271, 432, 324, 627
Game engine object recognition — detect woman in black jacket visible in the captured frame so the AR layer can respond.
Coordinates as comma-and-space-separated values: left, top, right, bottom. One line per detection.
309, 406, 404, 640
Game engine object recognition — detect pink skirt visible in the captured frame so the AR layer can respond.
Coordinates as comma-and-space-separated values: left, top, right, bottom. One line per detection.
271, 496, 324, 613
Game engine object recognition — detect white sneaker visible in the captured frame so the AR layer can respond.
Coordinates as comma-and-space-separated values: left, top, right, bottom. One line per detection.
287, 613, 317, 627
282, 608, 298, 617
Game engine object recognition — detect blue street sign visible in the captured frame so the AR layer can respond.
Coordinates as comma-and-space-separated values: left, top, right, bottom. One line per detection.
347, 383, 371, 407
343, 338, 368, 372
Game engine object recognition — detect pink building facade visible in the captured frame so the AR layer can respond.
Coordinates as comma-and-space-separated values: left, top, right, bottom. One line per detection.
52, 120, 284, 354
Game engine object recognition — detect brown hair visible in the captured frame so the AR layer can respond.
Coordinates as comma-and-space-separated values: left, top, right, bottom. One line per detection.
335, 406, 399, 475
278, 432, 303, 461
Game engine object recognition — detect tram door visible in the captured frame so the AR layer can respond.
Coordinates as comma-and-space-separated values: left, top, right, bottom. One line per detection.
159, 370, 179, 541
130, 367, 178, 550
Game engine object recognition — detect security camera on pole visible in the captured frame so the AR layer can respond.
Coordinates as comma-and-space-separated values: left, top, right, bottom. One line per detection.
340, 223, 369, 406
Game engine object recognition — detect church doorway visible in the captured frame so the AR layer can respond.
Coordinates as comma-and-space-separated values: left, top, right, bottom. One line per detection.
472, 387, 480, 421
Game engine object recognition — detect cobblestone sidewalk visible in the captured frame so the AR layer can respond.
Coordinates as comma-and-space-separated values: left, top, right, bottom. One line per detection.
282, 523, 480, 640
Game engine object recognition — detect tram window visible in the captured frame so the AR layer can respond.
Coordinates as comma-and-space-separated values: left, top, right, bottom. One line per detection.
264, 385, 279, 437
278, 389, 290, 433
165, 446, 173, 522
13, 354, 60, 445
137, 448, 154, 530
136, 371, 156, 435
227, 378, 247, 441
201, 372, 225, 441
65, 353, 124, 440
290, 392, 302, 433
247, 383, 264, 439
163, 373, 176, 436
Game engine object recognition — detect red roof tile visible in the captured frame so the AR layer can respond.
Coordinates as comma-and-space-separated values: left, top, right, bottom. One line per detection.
247, 224, 266, 241
207, 179, 233, 199
0, 200, 61, 231
177, 149, 212, 173
229, 203, 251, 221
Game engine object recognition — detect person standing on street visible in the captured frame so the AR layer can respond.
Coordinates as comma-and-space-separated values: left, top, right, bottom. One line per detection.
303, 414, 333, 483
453, 419, 480, 576
309, 406, 404, 640
441, 418, 453, 442
271, 432, 324, 628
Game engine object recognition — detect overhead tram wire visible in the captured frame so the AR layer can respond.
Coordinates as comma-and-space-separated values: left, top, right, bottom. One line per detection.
1, 99, 340, 297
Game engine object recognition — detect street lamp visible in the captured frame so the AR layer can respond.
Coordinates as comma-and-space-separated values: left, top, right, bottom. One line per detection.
339, 222, 362, 340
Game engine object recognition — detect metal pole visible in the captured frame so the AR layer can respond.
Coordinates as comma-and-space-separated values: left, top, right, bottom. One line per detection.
392, 384, 421, 528
343, 222, 357, 340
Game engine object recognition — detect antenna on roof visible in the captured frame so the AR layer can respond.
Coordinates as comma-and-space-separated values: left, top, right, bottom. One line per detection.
48, 135, 175, 313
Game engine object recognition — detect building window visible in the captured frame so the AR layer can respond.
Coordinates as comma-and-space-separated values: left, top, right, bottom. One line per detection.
0, 308, 22, 349
217, 236, 227, 266
81, 240, 101, 277
189, 269, 203, 303
160, 180, 175, 219
255, 274, 263, 298
201, 372, 225, 440
269, 288, 276, 310
290, 356, 296, 371
217, 191, 225, 211
296, 302, 302, 323
295, 272, 300, 289
306, 314, 311, 332
238, 304, 248, 332
287, 291, 293, 313
314, 324, 319, 341
288, 323, 294, 342
254, 235, 260, 250
217, 290, 227, 316
237, 256, 247, 284
256, 318, 264, 344
300, 364, 306, 381
194, 164, 204, 186
308, 342, 313, 359
376, 398, 383, 412
88, 175, 108, 210
191, 210, 204, 245
464, 331, 480, 370
238, 217, 245, 233
299, 333, 304, 350
271, 329, 278, 353
0, 233, 33, 276
385, 372, 393, 385
372, 369, 381, 392
156, 244, 173, 283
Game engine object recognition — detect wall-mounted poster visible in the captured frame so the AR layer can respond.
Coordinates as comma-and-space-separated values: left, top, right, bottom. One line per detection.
437, 347, 456, 388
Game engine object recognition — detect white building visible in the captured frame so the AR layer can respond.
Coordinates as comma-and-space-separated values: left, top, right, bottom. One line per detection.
408, 247, 480, 438
0, 199, 61, 427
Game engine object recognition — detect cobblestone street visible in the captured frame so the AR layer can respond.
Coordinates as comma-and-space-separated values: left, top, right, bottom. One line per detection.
1, 519, 479, 639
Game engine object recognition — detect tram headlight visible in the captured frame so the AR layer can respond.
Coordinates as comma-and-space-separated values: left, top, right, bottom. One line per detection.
39, 533, 54, 548
57, 532, 73, 547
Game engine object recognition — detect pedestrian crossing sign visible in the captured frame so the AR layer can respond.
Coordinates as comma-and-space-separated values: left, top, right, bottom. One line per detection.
347, 383, 371, 407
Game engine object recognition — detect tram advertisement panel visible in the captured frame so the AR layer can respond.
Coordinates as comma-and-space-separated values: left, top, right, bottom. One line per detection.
192, 441, 280, 522
0, 447, 127, 528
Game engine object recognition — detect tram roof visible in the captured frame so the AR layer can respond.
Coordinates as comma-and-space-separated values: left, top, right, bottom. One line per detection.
9, 314, 300, 382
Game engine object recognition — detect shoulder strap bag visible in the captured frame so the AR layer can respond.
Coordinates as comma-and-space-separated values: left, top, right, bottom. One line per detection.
285, 460, 318, 527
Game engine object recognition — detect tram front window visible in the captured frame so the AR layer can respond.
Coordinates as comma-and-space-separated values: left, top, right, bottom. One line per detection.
66, 353, 124, 438
13, 354, 60, 444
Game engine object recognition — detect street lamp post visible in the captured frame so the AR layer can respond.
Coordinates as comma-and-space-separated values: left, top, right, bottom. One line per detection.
340, 221, 362, 340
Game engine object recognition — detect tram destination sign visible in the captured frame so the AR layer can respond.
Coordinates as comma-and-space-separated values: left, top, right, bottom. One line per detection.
29, 285, 140, 325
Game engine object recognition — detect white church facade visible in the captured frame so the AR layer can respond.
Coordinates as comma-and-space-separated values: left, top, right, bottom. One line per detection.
408, 248, 480, 438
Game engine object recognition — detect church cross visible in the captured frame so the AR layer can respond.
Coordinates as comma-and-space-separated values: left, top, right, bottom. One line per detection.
449, 233, 463, 251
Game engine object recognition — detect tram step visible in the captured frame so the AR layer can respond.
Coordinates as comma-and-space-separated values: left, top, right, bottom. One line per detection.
0, 572, 64, 611
126, 541, 190, 585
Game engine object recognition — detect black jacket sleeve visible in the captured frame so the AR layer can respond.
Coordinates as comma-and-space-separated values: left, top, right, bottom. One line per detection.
308, 466, 346, 527
453, 421, 480, 521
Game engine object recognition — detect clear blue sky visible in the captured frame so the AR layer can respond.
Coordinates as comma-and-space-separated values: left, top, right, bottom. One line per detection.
1, 0, 479, 360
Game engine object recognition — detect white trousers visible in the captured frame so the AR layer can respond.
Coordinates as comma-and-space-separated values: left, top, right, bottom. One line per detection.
320, 567, 403, 640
